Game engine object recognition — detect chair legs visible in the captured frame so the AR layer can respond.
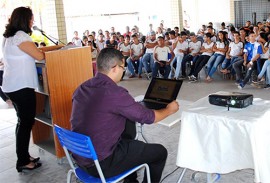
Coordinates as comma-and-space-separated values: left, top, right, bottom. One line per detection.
67, 169, 74, 183
177, 168, 187, 183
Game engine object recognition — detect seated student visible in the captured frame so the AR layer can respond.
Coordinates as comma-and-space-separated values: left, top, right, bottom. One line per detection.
170, 31, 188, 79
105, 33, 118, 49
253, 59, 270, 89
258, 33, 270, 71
205, 31, 229, 82
96, 33, 105, 52
220, 31, 244, 74
167, 30, 178, 49
141, 31, 158, 73
118, 35, 131, 79
152, 36, 175, 79
233, 31, 263, 89
70, 48, 179, 183
72, 31, 83, 47
188, 33, 214, 82
207, 26, 217, 42
180, 32, 201, 79
126, 34, 144, 78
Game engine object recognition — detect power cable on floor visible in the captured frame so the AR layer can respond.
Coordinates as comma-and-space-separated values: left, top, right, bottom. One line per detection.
160, 167, 180, 183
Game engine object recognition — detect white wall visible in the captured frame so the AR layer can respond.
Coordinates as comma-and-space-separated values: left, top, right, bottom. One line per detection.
182, 0, 231, 32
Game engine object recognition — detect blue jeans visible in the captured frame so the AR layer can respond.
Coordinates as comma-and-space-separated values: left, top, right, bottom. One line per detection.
258, 60, 270, 84
152, 62, 171, 79
127, 57, 143, 75
221, 56, 242, 71
141, 53, 154, 73
207, 53, 225, 77
170, 55, 184, 79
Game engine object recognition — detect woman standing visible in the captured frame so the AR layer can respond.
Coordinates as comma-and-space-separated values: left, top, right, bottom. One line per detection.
2, 7, 44, 172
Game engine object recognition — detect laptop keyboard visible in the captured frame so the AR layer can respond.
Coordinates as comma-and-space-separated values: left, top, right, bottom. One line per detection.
141, 101, 168, 110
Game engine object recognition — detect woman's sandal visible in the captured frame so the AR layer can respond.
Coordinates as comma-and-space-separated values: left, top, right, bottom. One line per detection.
30, 157, 40, 163
17, 162, 42, 172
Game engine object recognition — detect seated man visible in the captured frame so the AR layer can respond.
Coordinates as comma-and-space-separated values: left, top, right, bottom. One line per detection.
170, 31, 189, 79
126, 34, 144, 78
141, 31, 158, 74
152, 36, 175, 79
180, 32, 201, 79
70, 48, 179, 183
233, 31, 262, 89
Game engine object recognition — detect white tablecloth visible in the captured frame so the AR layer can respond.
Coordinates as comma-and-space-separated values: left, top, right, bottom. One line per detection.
176, 95, 270, 183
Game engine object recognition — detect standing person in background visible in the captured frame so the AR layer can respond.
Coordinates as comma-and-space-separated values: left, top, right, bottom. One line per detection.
2, 6, 44, 172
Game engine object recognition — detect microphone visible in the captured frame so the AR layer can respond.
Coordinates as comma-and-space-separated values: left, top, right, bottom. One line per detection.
33, 26, 45, 33
33, 26, 58, 45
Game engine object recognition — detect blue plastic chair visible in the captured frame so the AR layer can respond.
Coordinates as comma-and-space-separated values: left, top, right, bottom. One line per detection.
54, 125, 151, 183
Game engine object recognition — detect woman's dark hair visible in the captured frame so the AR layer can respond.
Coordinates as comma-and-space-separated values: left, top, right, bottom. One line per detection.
217, 31, 229, 45
3, 7, 33, 38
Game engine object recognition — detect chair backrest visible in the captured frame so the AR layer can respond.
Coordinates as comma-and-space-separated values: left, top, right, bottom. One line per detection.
54, 125, 97, 160
54, 125, 107, 183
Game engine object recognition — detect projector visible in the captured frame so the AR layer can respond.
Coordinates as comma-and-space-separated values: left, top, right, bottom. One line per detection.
209, 92, 253, 109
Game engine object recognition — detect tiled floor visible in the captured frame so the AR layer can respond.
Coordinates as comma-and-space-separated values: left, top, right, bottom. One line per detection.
0, 72, 269, 183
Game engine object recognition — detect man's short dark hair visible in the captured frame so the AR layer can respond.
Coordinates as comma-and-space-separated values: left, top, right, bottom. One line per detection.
189, 32, 196, 37
207, 26, 213, 29
97, 48, 124, 73
174, 27, 179, 30
205, 32, 212, 38
233, 31, 240, 36
131, 34, 137, 38
169, 30, 176, 36
180, 31, 187, 36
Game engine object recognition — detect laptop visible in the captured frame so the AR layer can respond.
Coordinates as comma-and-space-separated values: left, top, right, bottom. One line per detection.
139, 78, 183, 110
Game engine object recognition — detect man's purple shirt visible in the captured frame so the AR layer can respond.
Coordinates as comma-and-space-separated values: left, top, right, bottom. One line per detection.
70, 72, 155, 167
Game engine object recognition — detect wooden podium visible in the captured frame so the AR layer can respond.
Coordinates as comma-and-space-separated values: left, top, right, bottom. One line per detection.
32, 45, 93, 158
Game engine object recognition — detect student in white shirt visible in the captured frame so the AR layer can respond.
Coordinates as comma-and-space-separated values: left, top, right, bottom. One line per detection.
188, 33, 214, 82
220, 31, 243, 74
152, 36, 175, 79
170, 31, 189, 79
180, 32, 201, 79
126, 34, 144, 78
141, 31, 157, 73
205, 31, 229, 82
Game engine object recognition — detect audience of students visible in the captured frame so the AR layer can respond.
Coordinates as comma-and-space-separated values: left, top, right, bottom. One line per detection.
68, 20, 270, 89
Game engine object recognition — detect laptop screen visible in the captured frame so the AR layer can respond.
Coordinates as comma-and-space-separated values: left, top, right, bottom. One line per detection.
144, 78, 183, 103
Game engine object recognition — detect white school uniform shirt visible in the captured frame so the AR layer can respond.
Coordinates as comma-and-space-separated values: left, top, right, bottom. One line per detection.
215, 41, 226, 55
131, 42, 143, 56
173, 41, 188, 56
154, 46, 171, 62
189, 41, 201, 55
229, 41, 243, 57
2, 31, 38, 92
119, 43, 131, 55
145, 39, 157, 54
201, 42, 214, 56
96, 40, 105, 51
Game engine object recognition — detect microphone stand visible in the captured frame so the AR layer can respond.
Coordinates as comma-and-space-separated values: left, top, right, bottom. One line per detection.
41, 32, 58, 45
47, 34, 66, 45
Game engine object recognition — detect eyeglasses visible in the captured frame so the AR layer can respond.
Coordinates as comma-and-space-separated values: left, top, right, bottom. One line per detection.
112, 65, 126, 72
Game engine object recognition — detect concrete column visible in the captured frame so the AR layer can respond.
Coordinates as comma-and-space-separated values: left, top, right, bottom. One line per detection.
230, 0, 235, 24
170, 0, 184, 30
55, 0, 67, 44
